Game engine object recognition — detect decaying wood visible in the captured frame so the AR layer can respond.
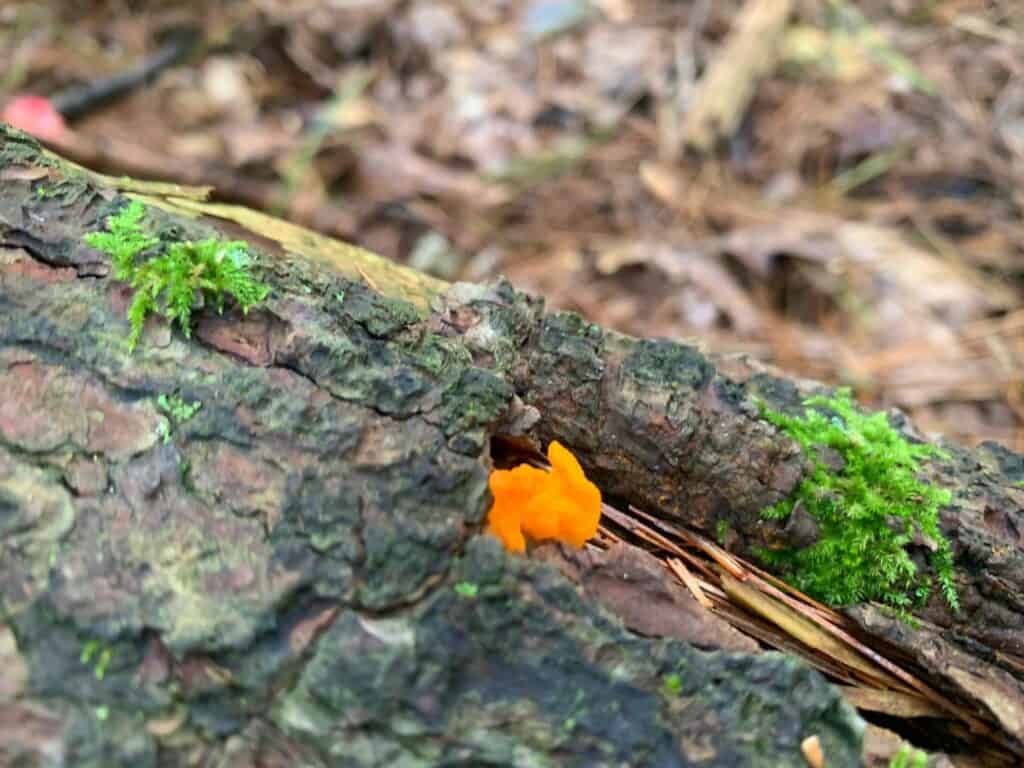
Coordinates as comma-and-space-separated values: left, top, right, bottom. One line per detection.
1, 124, 1022, 766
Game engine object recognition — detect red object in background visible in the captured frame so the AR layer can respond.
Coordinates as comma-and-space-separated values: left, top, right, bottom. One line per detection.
2, 94, 67, 140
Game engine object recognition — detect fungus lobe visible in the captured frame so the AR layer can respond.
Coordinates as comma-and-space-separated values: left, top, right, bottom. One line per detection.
487, 441, 601, 552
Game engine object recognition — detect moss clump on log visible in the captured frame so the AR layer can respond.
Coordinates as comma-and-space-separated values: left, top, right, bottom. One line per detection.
756, 389, 958, 615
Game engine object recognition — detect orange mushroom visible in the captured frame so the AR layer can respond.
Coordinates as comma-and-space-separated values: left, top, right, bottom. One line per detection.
486, 441, 601, 552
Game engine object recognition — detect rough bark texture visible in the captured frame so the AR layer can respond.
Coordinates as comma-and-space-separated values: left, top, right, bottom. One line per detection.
0, 123, 1019, 764
0, 126, 866, 767
433, 269, 1024, 757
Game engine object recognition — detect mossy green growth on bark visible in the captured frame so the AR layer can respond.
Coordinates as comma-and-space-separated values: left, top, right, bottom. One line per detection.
888, 744, 928, 768
757, 389, 958, 615
83, 200, 270, 351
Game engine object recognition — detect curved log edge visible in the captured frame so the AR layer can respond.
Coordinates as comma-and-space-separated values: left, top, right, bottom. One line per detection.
0, 124, 1019, 763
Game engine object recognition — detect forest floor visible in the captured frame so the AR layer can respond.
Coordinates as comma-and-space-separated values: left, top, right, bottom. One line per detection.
2, 0, 1022, 448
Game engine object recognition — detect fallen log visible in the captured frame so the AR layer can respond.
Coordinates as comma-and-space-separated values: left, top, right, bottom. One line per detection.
1, 124, 1021, 765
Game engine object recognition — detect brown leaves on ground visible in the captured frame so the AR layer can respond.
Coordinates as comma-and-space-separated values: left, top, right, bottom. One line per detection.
3, 0, 1022, 446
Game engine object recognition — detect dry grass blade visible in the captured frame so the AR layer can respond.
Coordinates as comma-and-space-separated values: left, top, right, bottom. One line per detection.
627, 504, 747, 579
997, 652, 1024, 677
666, 557, 713, 610
600, 505, 718, 580
837, 686, 947, 719
709, 602, 864, 686
742, 559, 845, 623
592, 498, 1015, 754
738, 567, 1001, 740
719, 569, 906, 690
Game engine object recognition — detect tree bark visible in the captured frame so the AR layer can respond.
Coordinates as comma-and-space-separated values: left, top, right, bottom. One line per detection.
0, 124, 1020, 765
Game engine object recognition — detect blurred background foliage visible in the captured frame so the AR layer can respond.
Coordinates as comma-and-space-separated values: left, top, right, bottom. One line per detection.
3, 0, 1023, 448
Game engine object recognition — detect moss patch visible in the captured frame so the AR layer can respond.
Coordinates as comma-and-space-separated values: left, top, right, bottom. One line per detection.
83, 200, 270, 350
888, 744, 928, 768
758, 389, 958, 614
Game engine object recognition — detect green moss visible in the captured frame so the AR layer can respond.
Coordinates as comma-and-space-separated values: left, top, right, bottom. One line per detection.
716, 520, 731, 546
757, 389, 958, 614
157, 393, 202, 424
155, 393, 202, 444
454, 581, 479, 598
83, 200, 270, 351
80, 639, 113, 680
661, 674, 682, 696
84, 200, 158, 280
888, 744, 927, 768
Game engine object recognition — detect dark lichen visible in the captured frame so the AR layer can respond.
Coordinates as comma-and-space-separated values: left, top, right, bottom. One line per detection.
331, 280, 419, 338
0, 125, 56, 168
